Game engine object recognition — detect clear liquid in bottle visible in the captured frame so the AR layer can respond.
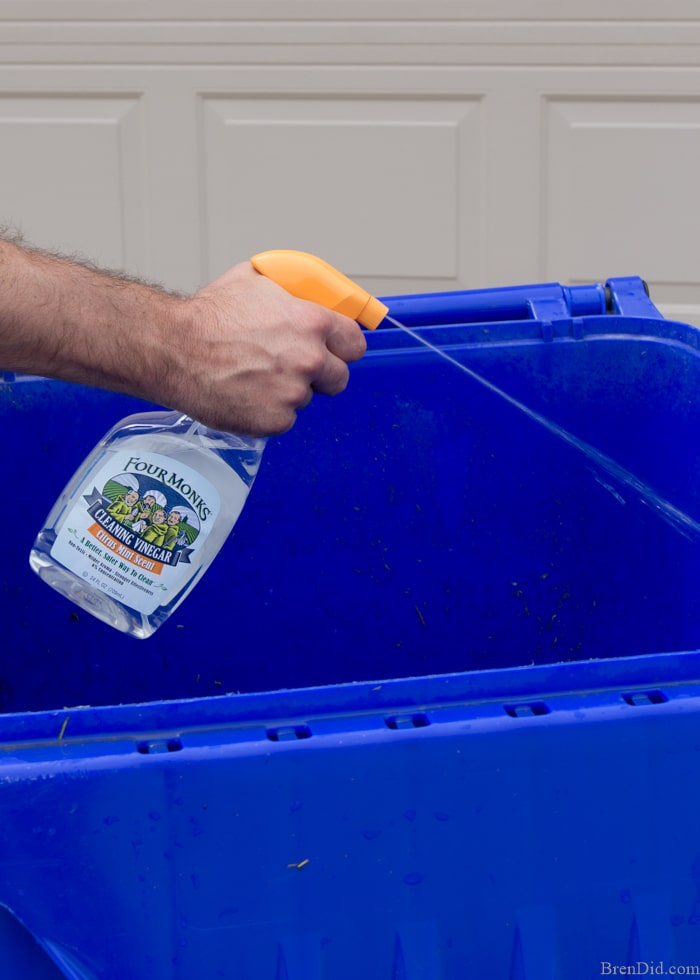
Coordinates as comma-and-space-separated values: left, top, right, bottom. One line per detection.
29, 411, 265, 638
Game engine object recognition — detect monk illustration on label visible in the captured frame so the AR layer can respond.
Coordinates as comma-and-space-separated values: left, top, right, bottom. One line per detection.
131, 493, 157, 533
142, 508, 168, 546
162, 511, 183, 551
106, 488, 140, 526
98, 471, 203, 566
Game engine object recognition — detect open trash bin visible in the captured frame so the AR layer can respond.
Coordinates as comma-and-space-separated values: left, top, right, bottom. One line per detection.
1, 276, 700, 978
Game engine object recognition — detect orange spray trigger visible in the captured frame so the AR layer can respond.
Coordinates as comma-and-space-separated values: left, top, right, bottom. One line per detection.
251, 250, 388, 330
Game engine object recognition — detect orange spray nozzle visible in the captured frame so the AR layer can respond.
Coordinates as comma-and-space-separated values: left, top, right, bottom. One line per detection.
251, 250, 388, 330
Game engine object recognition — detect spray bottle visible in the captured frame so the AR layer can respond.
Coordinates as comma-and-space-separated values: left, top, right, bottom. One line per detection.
29, 251, 388, 639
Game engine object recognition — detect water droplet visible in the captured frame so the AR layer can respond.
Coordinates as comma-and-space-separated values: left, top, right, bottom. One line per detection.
403, 872, 424, 886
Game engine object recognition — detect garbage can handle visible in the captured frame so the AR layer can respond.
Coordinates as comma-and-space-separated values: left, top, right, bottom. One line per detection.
251, 250, 388, 330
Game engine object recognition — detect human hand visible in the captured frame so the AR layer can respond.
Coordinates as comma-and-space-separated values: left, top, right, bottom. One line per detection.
164, 261, 368, 436
0, 237, 367, 437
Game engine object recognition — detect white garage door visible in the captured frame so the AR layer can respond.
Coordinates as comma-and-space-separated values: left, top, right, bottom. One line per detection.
1, 0, 699, 326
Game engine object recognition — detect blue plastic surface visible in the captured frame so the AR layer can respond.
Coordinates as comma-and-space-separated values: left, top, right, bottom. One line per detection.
2, 276, 700, 977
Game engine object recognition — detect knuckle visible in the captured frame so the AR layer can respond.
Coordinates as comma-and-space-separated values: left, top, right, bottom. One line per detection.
329, 322, 367, 363
332, 364, 350, 394
317, 363, 349, 397
304, 348, 326, 377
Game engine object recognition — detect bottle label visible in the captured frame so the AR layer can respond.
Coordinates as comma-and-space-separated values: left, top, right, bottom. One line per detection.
50, 450, 221, 615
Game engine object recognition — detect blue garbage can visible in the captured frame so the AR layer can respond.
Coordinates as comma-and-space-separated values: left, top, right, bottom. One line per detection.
1, 276, 699, 978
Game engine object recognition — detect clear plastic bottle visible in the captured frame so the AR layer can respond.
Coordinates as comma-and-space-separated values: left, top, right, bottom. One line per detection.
30, 251, 388, 639
29, 411, 265, 638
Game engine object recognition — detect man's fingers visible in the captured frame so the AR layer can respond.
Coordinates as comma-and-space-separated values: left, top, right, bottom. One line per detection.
311, 355, 350, 397
325, 313, 368, 364
292, 309, 365, 397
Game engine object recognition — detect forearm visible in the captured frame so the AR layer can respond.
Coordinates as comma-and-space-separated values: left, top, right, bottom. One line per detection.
0, 238, 182, 401
0, 237, 366, 436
